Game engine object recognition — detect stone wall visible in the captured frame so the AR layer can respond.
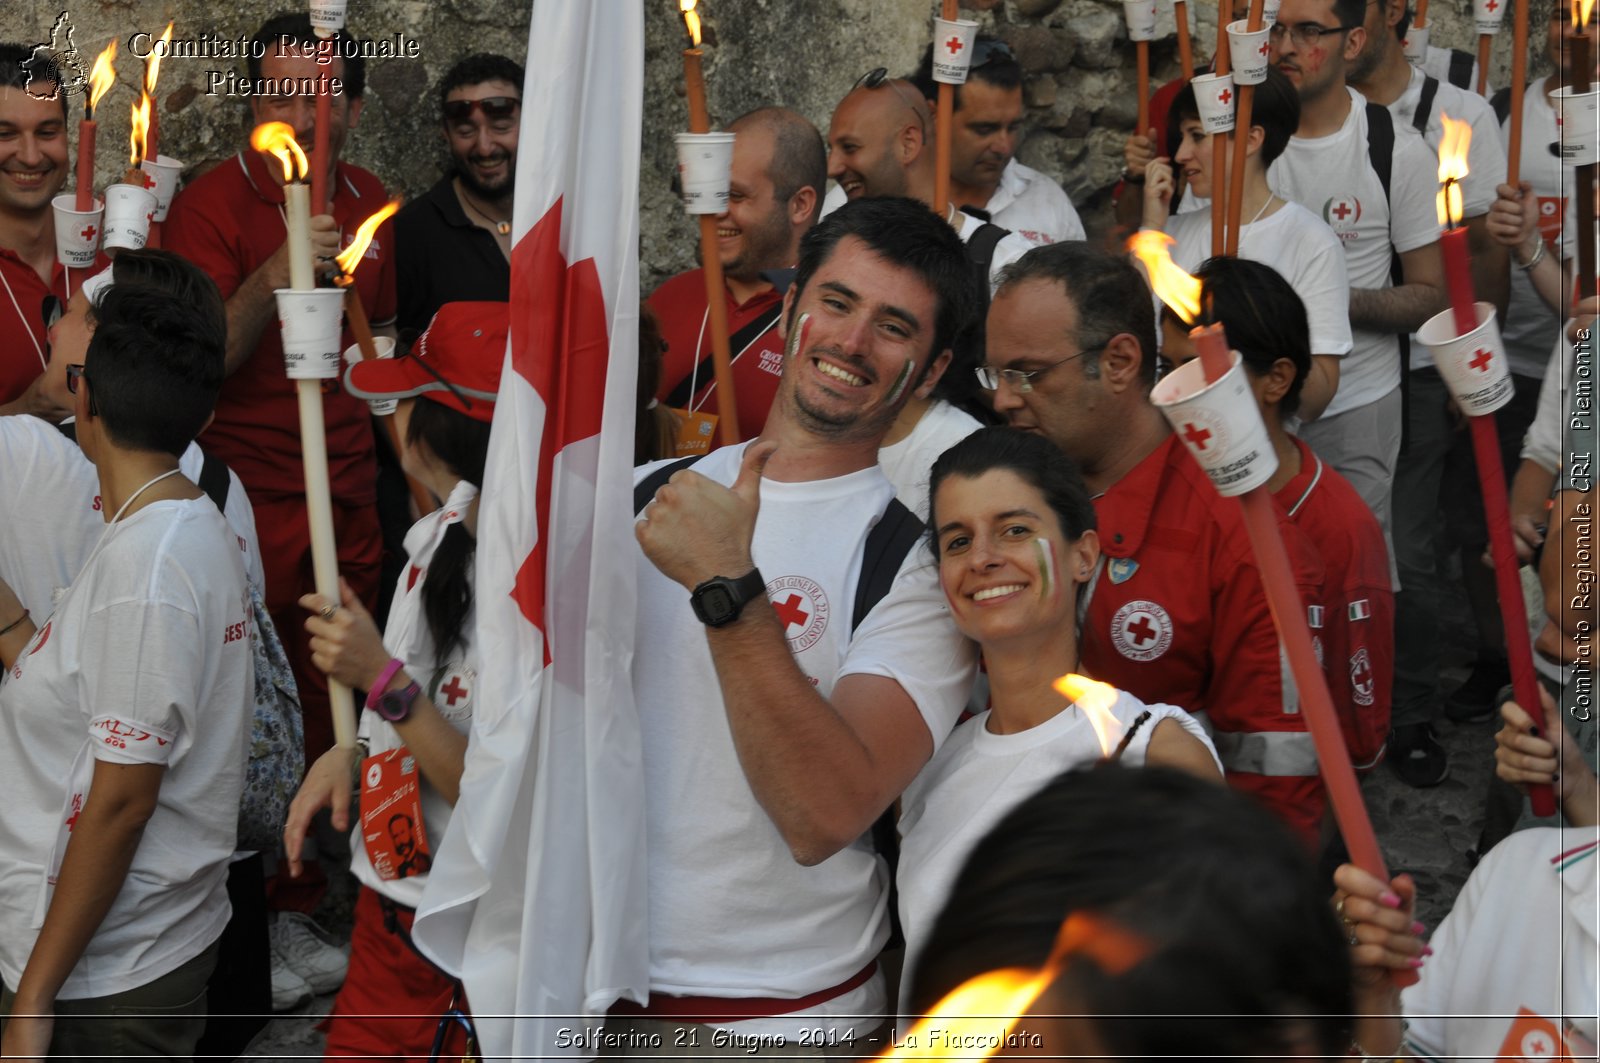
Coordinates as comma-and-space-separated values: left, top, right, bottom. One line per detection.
4, 0, 1553, 295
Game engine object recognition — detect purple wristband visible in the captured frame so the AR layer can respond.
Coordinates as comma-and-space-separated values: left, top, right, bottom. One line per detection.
366, 658, 407, 710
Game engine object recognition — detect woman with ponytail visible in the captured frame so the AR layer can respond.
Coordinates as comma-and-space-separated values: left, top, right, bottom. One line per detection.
282, 302, 505, 1060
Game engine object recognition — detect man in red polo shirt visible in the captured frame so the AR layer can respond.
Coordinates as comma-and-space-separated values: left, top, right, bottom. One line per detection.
0, 43, 99, 420
985, 242, 1329, 842
648, 106, 824, 449
165, 14, 396, 761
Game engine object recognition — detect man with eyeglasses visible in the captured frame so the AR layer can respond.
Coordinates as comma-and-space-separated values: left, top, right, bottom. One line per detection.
1266, 0, 1443, 559
0, 42, 105, 421
163, 17, 395, 991
982, 242, 1329, 844
394, 53, 522, 336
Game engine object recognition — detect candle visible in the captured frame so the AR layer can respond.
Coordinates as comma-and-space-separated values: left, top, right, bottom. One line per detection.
142, 23, 171, 164
1574, 1, 1596, 301
1175, 0, 1196, 79
679, 0, 742, 446
934, 0, 959, 216
76, 42, 118, 212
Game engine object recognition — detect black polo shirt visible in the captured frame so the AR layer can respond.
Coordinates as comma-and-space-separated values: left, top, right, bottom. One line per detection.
393, 174, 511, 335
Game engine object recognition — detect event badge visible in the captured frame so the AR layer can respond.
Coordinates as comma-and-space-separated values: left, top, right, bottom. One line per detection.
671, 407, 719, 457
359, 746, 432, 881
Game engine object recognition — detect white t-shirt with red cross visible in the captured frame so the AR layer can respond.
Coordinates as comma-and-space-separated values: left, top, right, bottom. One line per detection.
1269, 87, 1441, 417
632, 442, 976, 1034
0, 498, 253, 999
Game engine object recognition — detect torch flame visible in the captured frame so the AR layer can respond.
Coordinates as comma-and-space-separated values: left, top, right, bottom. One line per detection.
1576, 0, 1595, 29
680, 0, 703, 46
1434, 112, 1471, 227
1052, 673, 1124, 757
335, 199, 403, 276
144, 23, 173, 95
1126, 230, 1203, 326
250, 121, 309, 183
129, 94, 150, 167
87, 41, 117, 115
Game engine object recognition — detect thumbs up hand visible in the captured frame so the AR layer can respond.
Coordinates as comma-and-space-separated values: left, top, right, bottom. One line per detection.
637, 440, 777, 591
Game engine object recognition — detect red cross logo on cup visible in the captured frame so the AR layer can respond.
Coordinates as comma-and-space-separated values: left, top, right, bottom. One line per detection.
79, 224, 97, 241
1181, 422, 1213, 451
1218, 87, 1233, 105
1258, 38, 1271, 56
1485, 0, 1498, 11
946, 35, 965, 55
1469, 348, 1494, 372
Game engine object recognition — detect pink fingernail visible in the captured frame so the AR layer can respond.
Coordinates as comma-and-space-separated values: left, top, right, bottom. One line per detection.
1379, 891, 1402, 908
1422, 945, 1434, 957
1407, 957, 1425, 969
1411, 920, 1426, 936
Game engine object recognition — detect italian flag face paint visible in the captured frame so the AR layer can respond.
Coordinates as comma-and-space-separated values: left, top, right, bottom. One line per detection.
786, 312, 811, 361
884, 357, 915, 407
1035, 537, 1057, 602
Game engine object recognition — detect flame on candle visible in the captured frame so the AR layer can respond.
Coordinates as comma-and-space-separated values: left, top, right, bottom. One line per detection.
144, 22, 173, 96
680, 0, 703, 46
250, 121, 309, 182
86, 41, 117, 119
335, 199, 403, 276
1575, 0, 1595, 29
1052, 673, 1124, 757
1127, 230, 1203, 325
129, 94, 150, 167
1435, 112, 1471, 227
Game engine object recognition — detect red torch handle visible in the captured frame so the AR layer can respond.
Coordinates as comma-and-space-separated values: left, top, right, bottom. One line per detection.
75, 119, 96, 213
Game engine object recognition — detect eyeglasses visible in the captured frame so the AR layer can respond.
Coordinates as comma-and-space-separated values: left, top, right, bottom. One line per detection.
975, 344, 1107, 392
66, 362, 99, 415
1268, 21, 1361, 44
854, 68, 928, 139
442, 96, 521, 124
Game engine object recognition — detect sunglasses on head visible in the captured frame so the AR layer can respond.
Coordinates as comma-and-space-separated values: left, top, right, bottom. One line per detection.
854, 68, 928, 138
442, 96, 521, 123
971, 39, 1016, 67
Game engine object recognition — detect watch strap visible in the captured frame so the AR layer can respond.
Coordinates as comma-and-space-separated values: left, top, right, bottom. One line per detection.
366, 657, 407, 709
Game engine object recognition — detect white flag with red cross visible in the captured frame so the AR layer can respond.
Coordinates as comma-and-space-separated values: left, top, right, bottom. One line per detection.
411, 1, 649, 1056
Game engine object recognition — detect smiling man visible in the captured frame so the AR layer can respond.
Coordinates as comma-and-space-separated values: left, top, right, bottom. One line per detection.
394, 53, 522, 335
620, 196, 977, 1046
649, 106, 825, 446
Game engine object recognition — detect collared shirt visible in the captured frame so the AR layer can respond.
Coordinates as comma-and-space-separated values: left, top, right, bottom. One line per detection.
393, 174, 510, 336
979, 159, 1086, 246
0, 247, 103, 406
164, 149, 397, 503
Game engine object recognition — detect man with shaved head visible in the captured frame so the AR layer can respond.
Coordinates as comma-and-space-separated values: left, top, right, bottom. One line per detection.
649, 106, 825, 447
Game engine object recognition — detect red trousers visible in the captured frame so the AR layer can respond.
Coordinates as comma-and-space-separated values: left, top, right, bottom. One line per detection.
324, 886, 473, 1062
251, 495, 382, 760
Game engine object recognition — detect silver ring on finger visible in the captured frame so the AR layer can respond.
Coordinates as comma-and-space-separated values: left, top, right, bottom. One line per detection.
320, 603, 338, 621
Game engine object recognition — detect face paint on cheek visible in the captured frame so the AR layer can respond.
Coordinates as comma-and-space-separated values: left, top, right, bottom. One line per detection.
1035, 537, 1057, 603
786, 312, 812, 361
884, 358, 915, 406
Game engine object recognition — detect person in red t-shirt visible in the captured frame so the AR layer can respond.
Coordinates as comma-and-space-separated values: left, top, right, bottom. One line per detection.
984, 242, 1329, 842
165, 14, 397, 762
1161, 257, 1394, 774
0, 43, 104, 420
648, 106, 824, 450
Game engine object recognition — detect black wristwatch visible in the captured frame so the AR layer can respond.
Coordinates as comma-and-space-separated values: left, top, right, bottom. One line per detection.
373, 680, 423, 723
690, 568, 766, 628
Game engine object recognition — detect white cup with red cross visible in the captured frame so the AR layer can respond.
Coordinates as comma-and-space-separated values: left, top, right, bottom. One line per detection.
1227, 20, 1272, 84
1473, 0, 1507, 34
1192, 72, 1237, 134
1402, 24, 1428, 66
137, 155, 183, 222
274, 288, 348, 380
932, 18, 980, 82
1123, 0, 1161, 42
1151, 350, 1278, 496
1416, 302, 1514, 416
51, 195, 103, 269
100, 183, 158, 253
1553, 87, 1600, 166
674, 132, 736, 215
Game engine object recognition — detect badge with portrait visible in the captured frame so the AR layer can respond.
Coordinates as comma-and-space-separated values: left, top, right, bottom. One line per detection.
359, 746, 433, 881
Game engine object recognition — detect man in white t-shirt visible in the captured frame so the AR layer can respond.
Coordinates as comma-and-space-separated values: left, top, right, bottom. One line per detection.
1268, 0, 1445, 545
621, 197, 978, 1043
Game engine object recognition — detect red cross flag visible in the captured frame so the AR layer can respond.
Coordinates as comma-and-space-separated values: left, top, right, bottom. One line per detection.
410, 2, 649, 1056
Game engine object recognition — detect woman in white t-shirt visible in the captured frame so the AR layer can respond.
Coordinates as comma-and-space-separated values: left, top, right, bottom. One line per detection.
896, 428, 1222, 1003
282, 302, 506, 1060
1140, 68, 1350, 422
0, 278, 253, 1059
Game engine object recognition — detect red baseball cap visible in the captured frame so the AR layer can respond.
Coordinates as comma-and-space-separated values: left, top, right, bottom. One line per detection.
345, 301, 508, 423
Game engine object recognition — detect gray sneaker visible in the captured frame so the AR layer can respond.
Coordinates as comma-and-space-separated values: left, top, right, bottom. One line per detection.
270, 953, 313, 1012
270, 912, 349, 996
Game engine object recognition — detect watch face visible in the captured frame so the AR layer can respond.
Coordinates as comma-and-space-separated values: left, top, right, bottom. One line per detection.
377, 683, 419, 722
700, 586, 736, 621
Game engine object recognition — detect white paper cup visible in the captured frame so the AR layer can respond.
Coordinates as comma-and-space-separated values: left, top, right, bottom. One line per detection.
101, 183, 158, 252
674, 131, 736, 215
1151, 351, 1278, 496
52, 194, 102, 269
274, 289, 348, 380
1123, 0, 1160, 42
932, 18, 981, 82
343, 335, 397, 414
137, 154, 182, 223
1402, 25, 1429, 66
1261, 0, 1282, 24
309, 0, 348, 34
1192, 72, 1237, 134
1473, 0, 1507, 34
1554, 87, 1600, 166
1227, 19, 1272, 84
1416, 302, 1514, 416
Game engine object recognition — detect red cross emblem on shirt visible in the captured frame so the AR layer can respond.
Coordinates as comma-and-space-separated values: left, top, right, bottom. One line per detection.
79, 224, 97, 241
1332, 200, 1355, 220
1218, 87, 1232, 105
946, 35, 965, 55
772, 593, 810, 630
440, 674, 470, 706
1126, 615, 1160, 646
1182, 422, 1213, 450
1469, 348, 1494, 372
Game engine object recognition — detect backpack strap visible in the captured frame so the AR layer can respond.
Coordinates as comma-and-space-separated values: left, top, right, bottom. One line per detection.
663, 301, 785, 410
1364, 101, 1395, 209
851, 497, 925, 635
633, 455, 700, 513
1447, 48, 1475, 90
1363, 102, 1412, 448
963, 221, 1010, 312
1414, 74, 1440, 135
1490, 85, 1513, 125
198, 449, 232, 512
